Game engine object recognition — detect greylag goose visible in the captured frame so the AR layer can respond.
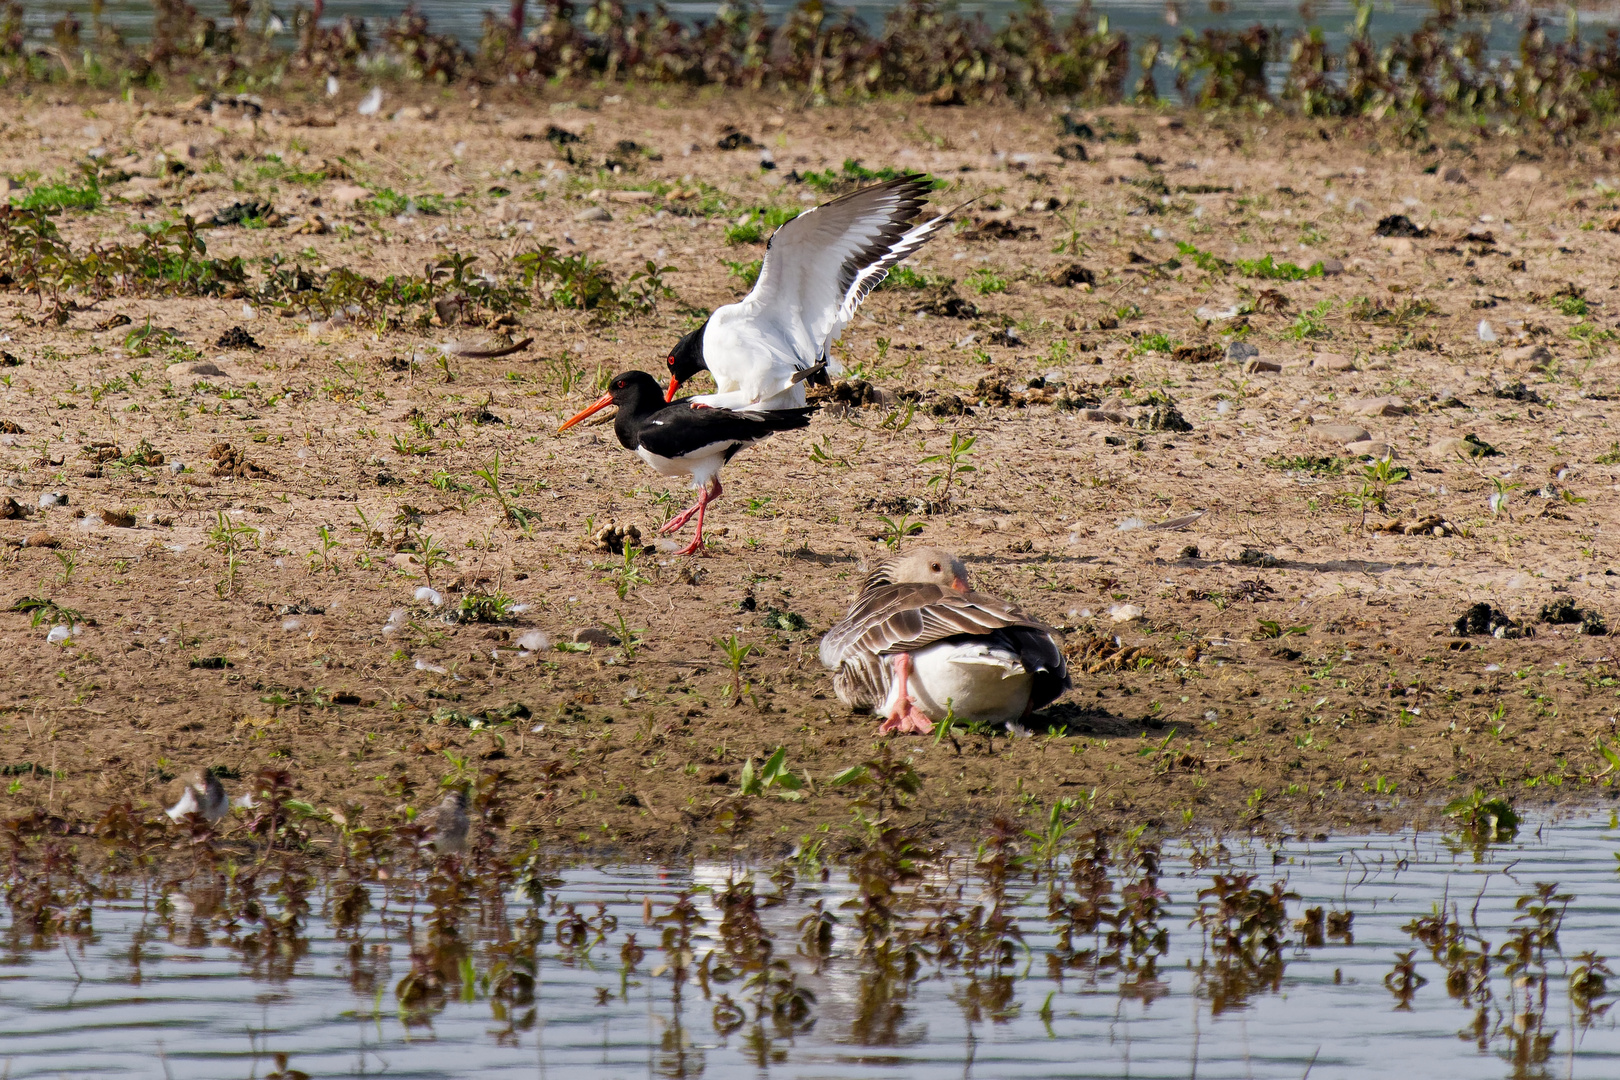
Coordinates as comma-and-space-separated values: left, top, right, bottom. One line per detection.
819, 547, 1070, 735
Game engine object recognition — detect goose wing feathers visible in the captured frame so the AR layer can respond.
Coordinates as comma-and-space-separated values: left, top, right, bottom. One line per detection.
819, 583, 1059, 667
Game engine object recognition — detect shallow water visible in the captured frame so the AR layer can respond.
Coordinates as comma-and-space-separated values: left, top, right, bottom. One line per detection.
34, 1, 1614, 56
2, 813, 1618, 1079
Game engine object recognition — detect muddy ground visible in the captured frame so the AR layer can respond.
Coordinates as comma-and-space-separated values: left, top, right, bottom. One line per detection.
2, 86, 1620, 860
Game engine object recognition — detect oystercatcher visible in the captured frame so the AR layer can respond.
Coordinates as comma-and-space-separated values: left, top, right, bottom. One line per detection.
819, 547, 1070, 735
665, 175, 953, 409
559, 370, 813, 556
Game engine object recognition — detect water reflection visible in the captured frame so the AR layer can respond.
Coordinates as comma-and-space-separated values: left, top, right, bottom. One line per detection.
0, 807, 1617, 1078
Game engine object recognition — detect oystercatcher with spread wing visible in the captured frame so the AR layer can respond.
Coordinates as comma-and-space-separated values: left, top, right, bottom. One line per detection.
664, 175, 955, 410
559, 371, 813, 556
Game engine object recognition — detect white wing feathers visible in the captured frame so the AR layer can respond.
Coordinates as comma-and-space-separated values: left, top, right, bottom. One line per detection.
736, 176, 937, 375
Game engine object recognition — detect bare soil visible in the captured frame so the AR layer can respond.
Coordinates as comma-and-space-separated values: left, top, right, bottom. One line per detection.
3, 88, 1619, 858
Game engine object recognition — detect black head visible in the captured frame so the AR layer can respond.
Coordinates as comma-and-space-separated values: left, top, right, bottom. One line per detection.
666, 320, 709, 386
603, 370, 664, 409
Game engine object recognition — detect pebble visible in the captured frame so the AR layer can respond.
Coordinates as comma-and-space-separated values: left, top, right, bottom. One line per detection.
1311, 423, 1371, 444
1225, 342, 1258, 362
24, 530, 57, 548
573, 206, 612, 223
1244, 358, 1282, 373
1308, 353, 1355, 372
1345, 439, 1394, 458
1106, 603, 1144, 623
1344, 396, 1409, 418
572, 627, 617, 646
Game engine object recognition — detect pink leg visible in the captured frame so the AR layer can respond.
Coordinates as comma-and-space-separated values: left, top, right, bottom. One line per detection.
660, 479, 724, 536
673, 485, 713, 556
661, 499, 703, 534
877, 653, 935, 735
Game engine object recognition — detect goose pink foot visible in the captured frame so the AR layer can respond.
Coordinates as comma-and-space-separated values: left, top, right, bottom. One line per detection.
878, 653, 935, 735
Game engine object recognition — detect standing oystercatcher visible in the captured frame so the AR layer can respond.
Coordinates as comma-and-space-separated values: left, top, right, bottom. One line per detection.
819, 547, 1070, 734
665, 175, 953, 409
559, 370, 813, 556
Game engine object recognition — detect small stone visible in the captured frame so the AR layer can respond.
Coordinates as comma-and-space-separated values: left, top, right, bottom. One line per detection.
1318, 257, 1345, 275
1441, 166, 1467, 184
1311, 423, 1371, 444
571, 627, 618, 646
1503, 163, 1542, 184
1309, 353, 1355, 372
329, 183, 370, 207
1503, 343, 1554, 369
99, 508, 137, 528
1345, 396, 1409, 418
1106, 604, 1143, 624
1344, 440, 1393, 458
574, 206, 612, 223
1224, 342, 1259, 362
606, 190, 655, 203
167, 360, 225, 378
1243, 358, 1282, 373
24, 530, 58, 548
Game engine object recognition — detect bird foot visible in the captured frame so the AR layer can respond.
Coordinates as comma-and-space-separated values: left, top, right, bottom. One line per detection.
661, 504, 701, 534
673, 535, 706, 557
878, 702, 935, 736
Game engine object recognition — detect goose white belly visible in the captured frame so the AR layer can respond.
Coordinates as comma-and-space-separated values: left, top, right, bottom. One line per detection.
881, 641, 1033, 724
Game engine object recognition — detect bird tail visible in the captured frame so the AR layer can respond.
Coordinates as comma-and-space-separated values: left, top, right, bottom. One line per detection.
790, 361, 829, 387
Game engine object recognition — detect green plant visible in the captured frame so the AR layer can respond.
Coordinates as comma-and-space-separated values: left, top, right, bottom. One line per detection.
1346, 456, 1410, 526
307, 524, 340, 573
53, 549, 77, 585
920, 431, 977, 506
472, 453, 531, 527
609, 611, 645, 660
1252, 620, 1310, 640
968, 267, 1008, 295
205, 510, 258, 597
1445, 788, 1519, 841
723, 258, 762, 288
8, 596, 82, 628
737, 746, 805, 800
455, 592, 515, 623
875, 514, 924, 551
1024, 796, 1082, 865
410, 534, 454, 586
12, 181, 99, 213
723, 205, 799, 245
716, 633, 757, 705
878, 265, 933, 290
1287, 300, 1333, 340
603, 545, 651, 601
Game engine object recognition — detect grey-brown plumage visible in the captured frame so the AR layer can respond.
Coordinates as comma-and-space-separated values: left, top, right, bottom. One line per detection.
166, 769, 228, 824
417, 790, 470, 854
820, 547, 1070, 733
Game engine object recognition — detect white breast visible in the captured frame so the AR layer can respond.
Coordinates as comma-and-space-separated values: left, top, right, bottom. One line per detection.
881, 641, 1033, 724
635, 445, 733, 489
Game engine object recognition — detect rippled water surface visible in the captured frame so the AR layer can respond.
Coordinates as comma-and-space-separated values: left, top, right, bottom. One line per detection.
2, 813, 1618, 1078
34, 1, 1618, 53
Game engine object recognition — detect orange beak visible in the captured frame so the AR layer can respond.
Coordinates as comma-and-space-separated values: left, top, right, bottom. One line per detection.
558, 390, 615, 432
664, 377, 681, 403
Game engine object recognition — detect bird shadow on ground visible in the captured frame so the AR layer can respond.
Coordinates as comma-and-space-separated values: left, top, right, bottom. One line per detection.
1029, 703, 1170, 738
